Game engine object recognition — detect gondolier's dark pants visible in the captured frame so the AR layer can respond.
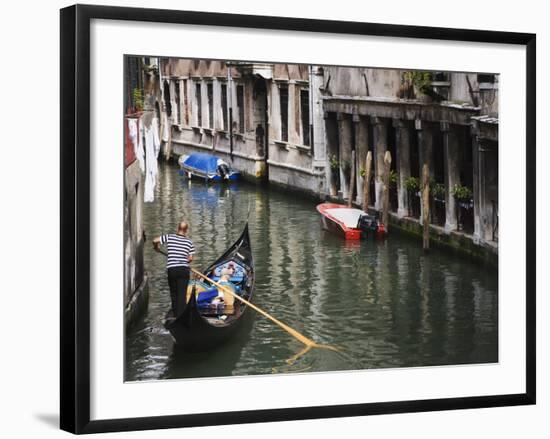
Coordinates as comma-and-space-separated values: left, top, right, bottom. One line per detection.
167, 266, 190, 317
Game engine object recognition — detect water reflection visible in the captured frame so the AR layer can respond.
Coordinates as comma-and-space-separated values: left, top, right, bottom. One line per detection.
125, 161, 498, 381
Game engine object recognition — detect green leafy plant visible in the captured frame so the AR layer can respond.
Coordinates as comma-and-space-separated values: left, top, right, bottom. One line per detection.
329, 155, 339, 171
430, 180, 446, 199
341, 160, 351, 175
451, 184, 472, 201
142, 64, 158, 75
132, 87, 144, 112
389, 169, 398, 186
403, 71, 433, 96
404, 176, 419, 193
359, 167, 366, 178
402, 70, 433, 98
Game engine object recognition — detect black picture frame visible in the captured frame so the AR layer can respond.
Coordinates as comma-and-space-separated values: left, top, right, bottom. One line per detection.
60, 4, 536, 434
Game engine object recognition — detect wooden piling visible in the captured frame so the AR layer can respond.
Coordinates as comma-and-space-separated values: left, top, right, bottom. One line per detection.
348, 150, 356, 207
382, 151, 392, 231
363, 151, 372, 211
165, 123, 173, 160
422, 163, 430, 251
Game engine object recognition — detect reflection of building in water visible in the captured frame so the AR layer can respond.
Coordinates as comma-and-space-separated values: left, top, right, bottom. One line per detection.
155, 58, 498, 251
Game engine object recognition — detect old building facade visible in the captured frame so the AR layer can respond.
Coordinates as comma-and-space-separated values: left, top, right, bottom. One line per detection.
159, 59, 326, 194
320, 67, 499, 247
124, 56, 164, 325
157, 58, 498, 250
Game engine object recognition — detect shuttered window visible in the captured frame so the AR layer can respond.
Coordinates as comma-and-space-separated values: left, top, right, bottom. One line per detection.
221, 83, 228, 130
279, 85, 288, 142
300, 89, 310, 146
175, 81, 181, 124
207, 83, 214, 128
195, 83, 202, 126
237, 85, 245, 134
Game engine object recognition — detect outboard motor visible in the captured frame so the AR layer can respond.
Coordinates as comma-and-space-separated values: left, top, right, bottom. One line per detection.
217, 163, 230, 180
357, 213, 379, 237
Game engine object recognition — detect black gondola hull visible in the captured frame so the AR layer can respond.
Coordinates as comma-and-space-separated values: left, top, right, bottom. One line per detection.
165, 295, 250, 351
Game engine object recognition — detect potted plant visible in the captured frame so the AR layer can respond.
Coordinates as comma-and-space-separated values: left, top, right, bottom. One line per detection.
402, 71, 446, 103
404, 176, 420, 217
389, 169, 398, 186
132, 87, 144, 113
431, 181, 446, 201
451, 184, 473, 231
329, 154, 339, 172
402, 71, 432, 101
341, 159, 351, 177
329, 155, 340, 196
451, 184, 473, 204
428, 180, 446, 225
389, 170, 398, 211
404, 176, 419, 193
142, 63, 158, 77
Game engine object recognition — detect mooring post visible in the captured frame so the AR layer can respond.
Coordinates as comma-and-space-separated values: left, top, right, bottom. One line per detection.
422, 163, 430, 251
382, 151, 392, 231
348, 150, 356, 207
363, 151, 372, 211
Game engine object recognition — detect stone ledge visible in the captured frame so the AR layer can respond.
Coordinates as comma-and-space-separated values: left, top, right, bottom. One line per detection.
387, 213, 498, 267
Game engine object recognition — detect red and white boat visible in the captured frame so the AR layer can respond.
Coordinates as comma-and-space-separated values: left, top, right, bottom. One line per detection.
316, 203, 386, 240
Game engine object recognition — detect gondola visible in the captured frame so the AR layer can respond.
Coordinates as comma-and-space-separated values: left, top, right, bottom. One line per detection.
164, 224, 254, 351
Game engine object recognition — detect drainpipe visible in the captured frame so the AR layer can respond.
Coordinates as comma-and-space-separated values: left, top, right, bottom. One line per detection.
309, 65, 315, 157
158, 58, 165, 141
228, 63, 234, 160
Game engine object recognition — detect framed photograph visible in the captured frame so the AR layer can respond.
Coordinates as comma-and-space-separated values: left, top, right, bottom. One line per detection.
60, 4, 536, 434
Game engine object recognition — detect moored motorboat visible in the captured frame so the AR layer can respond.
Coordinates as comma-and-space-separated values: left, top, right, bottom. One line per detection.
164, 224, 254, 351
178, 153, 240, 182
316, 202, 385, 240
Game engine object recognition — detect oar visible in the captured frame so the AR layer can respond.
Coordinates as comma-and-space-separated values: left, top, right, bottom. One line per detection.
155, 247, 339, 362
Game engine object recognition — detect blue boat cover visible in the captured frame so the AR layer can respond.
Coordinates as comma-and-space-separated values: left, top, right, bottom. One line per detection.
183, 153, 220, 174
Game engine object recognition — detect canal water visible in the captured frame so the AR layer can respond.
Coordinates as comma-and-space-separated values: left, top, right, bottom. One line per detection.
125, 161, 498, 381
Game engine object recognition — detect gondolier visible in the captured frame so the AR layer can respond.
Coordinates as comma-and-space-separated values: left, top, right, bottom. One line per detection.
153, 221, 195, 318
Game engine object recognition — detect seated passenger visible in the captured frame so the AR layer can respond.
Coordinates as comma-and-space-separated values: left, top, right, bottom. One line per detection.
215, 263, 236, 313
220, 263, 236, 282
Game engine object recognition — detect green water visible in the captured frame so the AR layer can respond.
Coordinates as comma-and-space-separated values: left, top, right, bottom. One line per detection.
125, 161, 498, 381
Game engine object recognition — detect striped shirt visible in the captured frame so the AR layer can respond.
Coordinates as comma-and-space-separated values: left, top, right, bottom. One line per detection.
160, 234, 195, 269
